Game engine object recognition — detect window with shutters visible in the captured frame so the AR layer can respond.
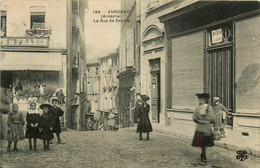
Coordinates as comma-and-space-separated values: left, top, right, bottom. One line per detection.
31, 12, 45, 29
72, 0, 79, 14
126, 29, 135, 67
95, 67, 99, 76
1, 10, 7, 37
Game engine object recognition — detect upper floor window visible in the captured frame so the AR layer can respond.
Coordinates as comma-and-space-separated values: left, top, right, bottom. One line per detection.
31, 12, 45, 29
1, 10, 7, 37
87, 68, 90, 76
72, 0, 79, 14
95, 67, 99, 76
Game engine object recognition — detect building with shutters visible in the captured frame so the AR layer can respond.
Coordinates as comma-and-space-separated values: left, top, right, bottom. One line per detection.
117, 0, 141, 128
158, 1, 260, 131
99, 51, 119, 116
0, 0, 88, 131
86, 58, 100, 117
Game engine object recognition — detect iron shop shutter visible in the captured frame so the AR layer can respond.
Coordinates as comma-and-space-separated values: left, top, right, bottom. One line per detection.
171, 31, 204, 109
235, 15, 260, 112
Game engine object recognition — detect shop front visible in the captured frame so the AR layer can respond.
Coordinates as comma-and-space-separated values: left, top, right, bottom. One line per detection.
159, 1, 260, 130
0, 51, 66, 111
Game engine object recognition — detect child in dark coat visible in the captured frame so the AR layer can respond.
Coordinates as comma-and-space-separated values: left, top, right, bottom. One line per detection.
39, 103, 54, 150
25, 102, 40, 151
50, 96, 64, 144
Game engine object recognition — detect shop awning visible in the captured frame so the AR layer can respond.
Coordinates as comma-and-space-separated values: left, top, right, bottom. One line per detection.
0, 52, 63, 71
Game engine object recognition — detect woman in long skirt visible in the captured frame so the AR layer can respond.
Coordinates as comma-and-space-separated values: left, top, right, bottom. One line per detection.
25, 102, 40, 151
192, 93, 215, 164
6, 104, 25, 151
137, 95, 153, 140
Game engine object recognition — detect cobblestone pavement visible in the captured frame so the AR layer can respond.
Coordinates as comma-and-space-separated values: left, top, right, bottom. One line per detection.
0, 130, 259, 168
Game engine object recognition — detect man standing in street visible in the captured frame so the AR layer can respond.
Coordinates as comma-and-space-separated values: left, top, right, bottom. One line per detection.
50, 96, 64, 144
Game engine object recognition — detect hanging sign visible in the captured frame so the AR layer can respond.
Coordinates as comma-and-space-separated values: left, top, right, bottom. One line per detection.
211, 29, 223, 44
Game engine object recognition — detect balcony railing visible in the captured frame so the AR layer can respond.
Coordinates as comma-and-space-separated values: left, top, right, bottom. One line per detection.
26, 29, 52, 37
26, 23, 51, 37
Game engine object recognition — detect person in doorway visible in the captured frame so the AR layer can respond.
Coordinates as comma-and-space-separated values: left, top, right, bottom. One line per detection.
25, 102, 40, 151
50, 96, 64, 144
39, 103, 54, 150
132, 93, 142, 124
213, 97, 231, 138
192, 93, 215, 164
6, 104, 25, 152
137, 95, 153, 141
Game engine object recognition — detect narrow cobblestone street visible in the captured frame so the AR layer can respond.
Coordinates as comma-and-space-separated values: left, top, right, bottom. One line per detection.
1, 130, 259, 168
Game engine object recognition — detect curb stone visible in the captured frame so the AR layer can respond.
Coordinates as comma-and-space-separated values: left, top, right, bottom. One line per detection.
118, 127, 260, 158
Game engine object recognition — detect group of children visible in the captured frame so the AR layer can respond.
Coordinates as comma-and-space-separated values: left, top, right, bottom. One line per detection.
6, 96, 64, 151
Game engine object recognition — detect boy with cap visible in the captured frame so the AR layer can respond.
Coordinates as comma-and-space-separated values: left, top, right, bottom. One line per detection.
213, 97, 231, 138
50, 96, 64, 144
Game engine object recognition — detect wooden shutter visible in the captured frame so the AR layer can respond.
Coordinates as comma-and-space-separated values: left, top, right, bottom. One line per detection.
126, 29, 135, 67
172, 31, 204, 109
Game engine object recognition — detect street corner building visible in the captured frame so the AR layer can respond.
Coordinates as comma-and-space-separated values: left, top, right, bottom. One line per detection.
119, 0, 260, 132
0, 0, 89, 131
158, 1, 260, 131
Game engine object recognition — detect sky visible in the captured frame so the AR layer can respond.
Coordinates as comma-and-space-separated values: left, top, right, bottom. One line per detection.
85, 0, 121, 61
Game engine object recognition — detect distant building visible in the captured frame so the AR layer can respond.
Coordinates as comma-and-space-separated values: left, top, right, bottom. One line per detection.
118, 0, 141, 127
99, 51, 119, 115
0, 0, 88, 131
86, 58, 100, 117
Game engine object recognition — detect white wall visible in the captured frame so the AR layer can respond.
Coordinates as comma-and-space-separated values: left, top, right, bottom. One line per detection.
2, 0, 67, 49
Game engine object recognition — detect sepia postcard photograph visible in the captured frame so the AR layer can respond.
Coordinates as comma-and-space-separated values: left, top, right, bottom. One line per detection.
0, 0, 260, 167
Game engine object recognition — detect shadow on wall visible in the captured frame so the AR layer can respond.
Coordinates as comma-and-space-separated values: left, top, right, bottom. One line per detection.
236, 63, 260, 97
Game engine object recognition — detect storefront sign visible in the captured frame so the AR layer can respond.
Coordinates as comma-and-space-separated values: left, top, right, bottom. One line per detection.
0, 37, 49, 47
211, 29, 223, 44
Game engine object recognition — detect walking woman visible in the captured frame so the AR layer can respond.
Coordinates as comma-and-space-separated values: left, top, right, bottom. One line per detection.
39, 103, 54, 150
192, 93, 215, 164
25, 102, 40, 151
6, 104, 25, 151
137, 95, 153, 140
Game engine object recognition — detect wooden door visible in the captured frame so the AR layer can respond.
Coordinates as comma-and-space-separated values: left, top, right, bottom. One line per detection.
151, 73, 160, 123
206, 47, 234, 125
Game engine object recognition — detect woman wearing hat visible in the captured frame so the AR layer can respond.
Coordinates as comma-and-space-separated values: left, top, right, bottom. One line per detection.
192, 93, 215, 164
132, 93, 142, 124
39, 103, 54, 150
25, 101, 40, 151
137, 95, 153, 140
